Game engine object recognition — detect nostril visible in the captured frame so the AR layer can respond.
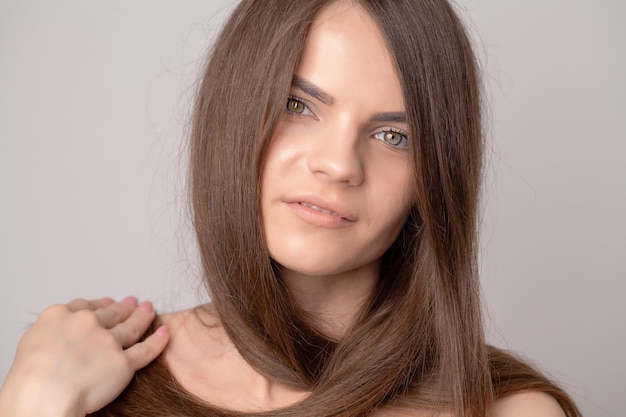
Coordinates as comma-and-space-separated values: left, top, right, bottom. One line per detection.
306, 145, 364, 186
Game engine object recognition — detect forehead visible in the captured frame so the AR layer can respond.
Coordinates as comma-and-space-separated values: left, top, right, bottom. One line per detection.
295, 1, 405, 111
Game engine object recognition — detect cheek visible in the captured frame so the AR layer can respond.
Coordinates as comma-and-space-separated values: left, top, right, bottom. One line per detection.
365, 169, 415, 258
261, 129, 305, 184
259, 134, 299, 234
260, 139, 284, 201
369, 158, 414, 216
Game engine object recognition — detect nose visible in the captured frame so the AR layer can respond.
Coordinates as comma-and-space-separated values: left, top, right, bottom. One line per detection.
306, 122, 365, 186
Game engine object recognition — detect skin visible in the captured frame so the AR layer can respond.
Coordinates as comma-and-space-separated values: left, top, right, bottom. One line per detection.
494, 392, 567, 417
0, 297, 168, 417
260, 0, 414, 337
0, 2, 569, 416
165, 1, 414, 410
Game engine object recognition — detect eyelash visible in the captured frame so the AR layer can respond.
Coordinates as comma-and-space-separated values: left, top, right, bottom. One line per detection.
284, 95, 409, 149
285, 96, 315, 117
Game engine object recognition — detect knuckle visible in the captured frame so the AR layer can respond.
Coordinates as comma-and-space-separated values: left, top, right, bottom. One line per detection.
109, 349, 131, 370
38, 304, 70, 321
109, 305, 124, 323
85, 327, 120, 353
72, 309, 101, 327
134, 342, 154, 360
66, 298, 90, 310
106, 302, 132, 325
118, 321, 141, 341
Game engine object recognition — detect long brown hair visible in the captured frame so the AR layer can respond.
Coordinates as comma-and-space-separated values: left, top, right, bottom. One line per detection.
95, 1, 581, 416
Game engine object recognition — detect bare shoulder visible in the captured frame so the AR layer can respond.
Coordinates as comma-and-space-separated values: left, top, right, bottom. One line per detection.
159, 304, 217, 325
159, 305, 220, 337
158, 304, 223, 342
494, 391, 566, 417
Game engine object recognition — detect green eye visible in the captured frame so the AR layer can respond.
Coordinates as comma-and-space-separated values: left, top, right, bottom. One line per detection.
383, 131, 402, 145
374, 130, 408, 148
286, 97, 308, 115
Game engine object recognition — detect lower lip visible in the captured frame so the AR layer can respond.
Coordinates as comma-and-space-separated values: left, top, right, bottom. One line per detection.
286, 202, 353, 228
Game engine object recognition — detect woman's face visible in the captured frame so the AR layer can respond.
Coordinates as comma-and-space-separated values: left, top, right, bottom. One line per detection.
261, 2, 414, 280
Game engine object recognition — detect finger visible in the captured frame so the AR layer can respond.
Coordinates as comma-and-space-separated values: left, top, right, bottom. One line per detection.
66, 298, 95, 312
124, 325, 169, 371
90, 297, 116, 309
109, 301, 155, 347
65, 297, 115, 312
93, 297, 138, 329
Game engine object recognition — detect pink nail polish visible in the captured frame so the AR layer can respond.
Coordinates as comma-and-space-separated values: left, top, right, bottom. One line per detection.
138, 301, 154, 312
122, 296, 138, 306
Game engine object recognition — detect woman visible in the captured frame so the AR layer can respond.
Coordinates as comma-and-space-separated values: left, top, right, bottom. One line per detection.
0, 1, 581, 416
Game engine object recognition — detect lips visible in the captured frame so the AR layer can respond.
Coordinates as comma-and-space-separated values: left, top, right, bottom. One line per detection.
286, 195, 356, 223
298, 201, 340, 217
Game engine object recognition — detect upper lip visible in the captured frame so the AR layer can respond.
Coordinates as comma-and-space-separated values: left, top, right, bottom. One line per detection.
286, 195, 357, 222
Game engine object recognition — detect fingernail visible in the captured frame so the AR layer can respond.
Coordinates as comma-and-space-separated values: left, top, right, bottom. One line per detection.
122, 296, 138, 306
101, 297, 115, 305
156, 325, 168, 336
138, 301, 154, 313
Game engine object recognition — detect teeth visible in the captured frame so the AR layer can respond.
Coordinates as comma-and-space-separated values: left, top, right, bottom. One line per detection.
299, 202, 340, 216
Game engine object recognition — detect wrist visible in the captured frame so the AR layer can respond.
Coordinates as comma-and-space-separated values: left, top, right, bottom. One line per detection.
0, 374, 85, 417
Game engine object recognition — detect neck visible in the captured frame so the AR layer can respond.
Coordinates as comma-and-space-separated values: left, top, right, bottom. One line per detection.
162, 307, 309, 412
279, 261, 379, 339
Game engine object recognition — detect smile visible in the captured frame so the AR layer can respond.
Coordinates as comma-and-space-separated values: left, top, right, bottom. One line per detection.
284, 198, 356, 228
298, 202, 340, 217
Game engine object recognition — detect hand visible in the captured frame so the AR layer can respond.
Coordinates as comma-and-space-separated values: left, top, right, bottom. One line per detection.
0, 297, 169, 417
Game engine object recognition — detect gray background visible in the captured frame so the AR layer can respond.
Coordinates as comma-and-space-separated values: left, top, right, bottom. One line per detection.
1, 1, 623, 416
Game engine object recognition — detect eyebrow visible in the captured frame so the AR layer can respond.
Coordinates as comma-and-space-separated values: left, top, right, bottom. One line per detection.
292, 75, 335, 105
369, 112, 407, 124
291, 76, 407, 124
